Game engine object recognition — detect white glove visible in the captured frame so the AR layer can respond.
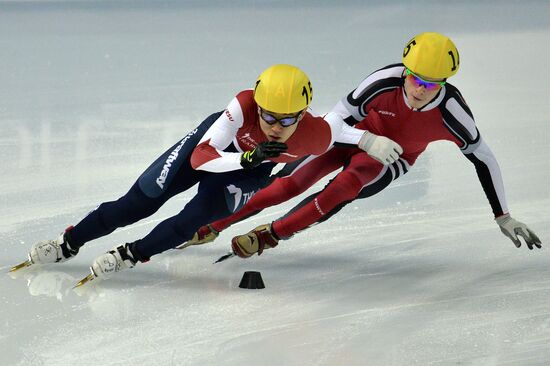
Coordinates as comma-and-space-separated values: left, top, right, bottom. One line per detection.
495, 213, 541, 250
358, 131, 403, 165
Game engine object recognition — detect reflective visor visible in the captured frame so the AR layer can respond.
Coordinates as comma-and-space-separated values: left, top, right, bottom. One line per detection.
405, 68, 446, 91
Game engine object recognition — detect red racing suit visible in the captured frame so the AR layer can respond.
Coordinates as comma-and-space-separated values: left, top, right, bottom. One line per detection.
209, 63, 509, 239
190, 89, 365, 172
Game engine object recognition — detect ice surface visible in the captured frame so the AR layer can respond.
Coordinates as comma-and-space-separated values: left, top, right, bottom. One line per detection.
1, 1, 550, 365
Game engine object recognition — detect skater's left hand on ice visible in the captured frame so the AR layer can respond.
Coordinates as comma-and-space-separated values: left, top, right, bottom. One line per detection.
231, 224, 279, 258
176, 225, 219, 249
495, 213, 541, 250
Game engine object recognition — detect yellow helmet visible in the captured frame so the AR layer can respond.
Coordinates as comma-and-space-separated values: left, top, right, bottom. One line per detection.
402, 32, 460, 79
253, 64, 312, 114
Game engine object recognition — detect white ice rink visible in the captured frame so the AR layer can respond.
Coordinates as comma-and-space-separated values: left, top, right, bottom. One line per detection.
1, 1, 550, 365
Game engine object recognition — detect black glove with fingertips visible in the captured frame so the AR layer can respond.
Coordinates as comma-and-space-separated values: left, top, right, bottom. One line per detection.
240, 141, 287, 169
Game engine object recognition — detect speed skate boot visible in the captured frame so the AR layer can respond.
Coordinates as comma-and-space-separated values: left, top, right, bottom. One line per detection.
74, 244, 137, 288
92, 244, 138, 279
231, 224, 279, 258
10, 227, 79, 272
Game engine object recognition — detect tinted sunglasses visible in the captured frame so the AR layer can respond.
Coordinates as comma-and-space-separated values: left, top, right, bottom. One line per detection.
260, 108, 302, 127
405, 68, 446, 91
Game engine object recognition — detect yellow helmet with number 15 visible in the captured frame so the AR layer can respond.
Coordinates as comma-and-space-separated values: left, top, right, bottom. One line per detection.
402, 32, 460, 79
254, 64, 313, 114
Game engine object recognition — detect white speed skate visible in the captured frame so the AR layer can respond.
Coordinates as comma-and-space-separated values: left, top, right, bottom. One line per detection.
10, 228, 79, 272
74, 244, 137, 287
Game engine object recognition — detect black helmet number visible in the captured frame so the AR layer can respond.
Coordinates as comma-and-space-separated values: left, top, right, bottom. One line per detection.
448, 50, 459, 71
403, 39, 416, 57
302, 81, 312, 105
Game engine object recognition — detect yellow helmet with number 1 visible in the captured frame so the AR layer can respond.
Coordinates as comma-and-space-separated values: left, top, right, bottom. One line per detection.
254, 64, 313, 114
402, 32, 460, 79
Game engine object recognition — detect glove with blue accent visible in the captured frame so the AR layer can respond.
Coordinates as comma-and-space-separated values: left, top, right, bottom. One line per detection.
495, 214, 541, 250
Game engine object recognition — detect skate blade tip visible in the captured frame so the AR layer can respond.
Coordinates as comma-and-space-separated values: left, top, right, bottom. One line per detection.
73, 274, 96, 289
9, 260, 32, 273
176, 241, 199, 250
214, 252, 235, 263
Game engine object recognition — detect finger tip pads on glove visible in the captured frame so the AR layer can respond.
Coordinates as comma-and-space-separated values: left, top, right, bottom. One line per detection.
261, 141, 288, 158
516, 228, 542, 250
231, 237, 252, 258
526, 240, 542, 250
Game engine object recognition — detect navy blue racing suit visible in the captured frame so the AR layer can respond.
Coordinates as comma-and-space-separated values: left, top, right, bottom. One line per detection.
68, 112, 274, 261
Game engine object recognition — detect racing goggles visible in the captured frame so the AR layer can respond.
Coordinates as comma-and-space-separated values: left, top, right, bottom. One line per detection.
260, 108, 302, 127
405, 68, 446, 91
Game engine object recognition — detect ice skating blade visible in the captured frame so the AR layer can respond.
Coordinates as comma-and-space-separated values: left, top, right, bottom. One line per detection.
9, 260, 32, 273
214, 251, 235, 263
73, 273, 96, 288
175, 241, 193, 250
